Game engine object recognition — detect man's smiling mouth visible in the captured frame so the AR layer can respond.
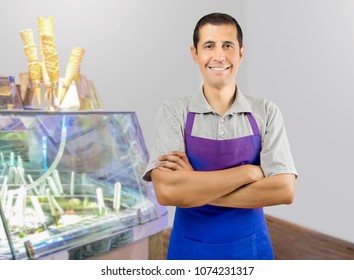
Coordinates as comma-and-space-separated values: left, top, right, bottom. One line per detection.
208, 66, 231, 71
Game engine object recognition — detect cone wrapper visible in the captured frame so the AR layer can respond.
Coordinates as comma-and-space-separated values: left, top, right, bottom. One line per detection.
41, 34, 60, 97
19, 72, 30, 103
28, 61, 42, 105
60, 47, 85, 104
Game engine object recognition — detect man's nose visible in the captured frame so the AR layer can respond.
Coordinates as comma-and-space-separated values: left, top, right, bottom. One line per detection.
213, 47, 226, 62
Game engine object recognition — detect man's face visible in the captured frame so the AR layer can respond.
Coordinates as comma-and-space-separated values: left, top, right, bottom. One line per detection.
191, 24, 244, 90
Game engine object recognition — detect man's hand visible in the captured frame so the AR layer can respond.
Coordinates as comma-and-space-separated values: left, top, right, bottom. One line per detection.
156, 151, 194, 171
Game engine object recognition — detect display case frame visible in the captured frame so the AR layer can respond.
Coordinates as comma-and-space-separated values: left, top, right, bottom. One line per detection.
0, 110, 167, 260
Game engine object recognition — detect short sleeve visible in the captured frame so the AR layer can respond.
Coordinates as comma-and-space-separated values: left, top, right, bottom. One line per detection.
260, 102, 298, 177
143, 102, 186, 181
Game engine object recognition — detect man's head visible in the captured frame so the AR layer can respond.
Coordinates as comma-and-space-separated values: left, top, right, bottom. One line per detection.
193, 13, 243, 53
191, 12, 244, 90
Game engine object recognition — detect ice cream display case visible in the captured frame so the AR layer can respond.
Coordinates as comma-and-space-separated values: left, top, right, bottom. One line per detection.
0, 111, 167, 260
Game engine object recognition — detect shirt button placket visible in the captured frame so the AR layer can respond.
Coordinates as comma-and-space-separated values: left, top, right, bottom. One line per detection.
219, 118, 225, 138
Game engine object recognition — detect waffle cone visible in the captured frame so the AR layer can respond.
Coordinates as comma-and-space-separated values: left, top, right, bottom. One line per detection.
23, 45, 38, 62
38, 17, 52, 91
40, 62, 52, 99
38, 16, 54, 37
28, 61, 41, 81
20, 30, 38, 62
28, 61, 42, 105
63, 48, 85, 88
41, 34, 60, 97
39, 33, 49, 93
20, 29, 35, 46
60, 48, 85, 104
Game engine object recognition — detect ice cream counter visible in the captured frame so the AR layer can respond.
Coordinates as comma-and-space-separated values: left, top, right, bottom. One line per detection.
0, 111, 167, 259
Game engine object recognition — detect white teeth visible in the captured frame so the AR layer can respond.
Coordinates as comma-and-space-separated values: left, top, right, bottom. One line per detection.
210, 67, 228, 71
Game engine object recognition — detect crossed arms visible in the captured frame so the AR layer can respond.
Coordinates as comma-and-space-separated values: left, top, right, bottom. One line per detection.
151, 151, 296, 208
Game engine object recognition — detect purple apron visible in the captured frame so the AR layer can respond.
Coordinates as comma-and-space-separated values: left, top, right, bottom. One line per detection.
167, 112, 274, 260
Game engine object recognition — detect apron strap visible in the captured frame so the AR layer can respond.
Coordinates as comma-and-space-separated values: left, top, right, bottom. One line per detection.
247, 113, 260, 136
185, 112, 195, 136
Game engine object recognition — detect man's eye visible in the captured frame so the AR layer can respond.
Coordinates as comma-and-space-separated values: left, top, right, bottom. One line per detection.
204, 45, 213, 49
224, 44, 233, 49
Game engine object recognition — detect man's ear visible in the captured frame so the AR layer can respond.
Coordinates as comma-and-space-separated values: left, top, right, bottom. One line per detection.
239, 46, 245, 62
190, 46, 198, 64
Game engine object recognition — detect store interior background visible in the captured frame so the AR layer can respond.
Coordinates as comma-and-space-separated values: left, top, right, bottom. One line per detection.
1, 0, 353, 245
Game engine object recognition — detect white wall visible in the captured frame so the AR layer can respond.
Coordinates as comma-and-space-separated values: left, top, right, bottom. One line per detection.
1, 0, 353, 243
241, 0, 354, 243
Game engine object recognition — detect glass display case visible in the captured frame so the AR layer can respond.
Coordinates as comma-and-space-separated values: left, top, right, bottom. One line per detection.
0, 111, 167, 259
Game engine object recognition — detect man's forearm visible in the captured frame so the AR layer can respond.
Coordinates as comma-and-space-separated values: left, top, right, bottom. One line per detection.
151, 164, 263, 207
210, 173, 296, 208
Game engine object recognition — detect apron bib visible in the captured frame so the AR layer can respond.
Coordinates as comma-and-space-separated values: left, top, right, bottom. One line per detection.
167, 112, 274, 260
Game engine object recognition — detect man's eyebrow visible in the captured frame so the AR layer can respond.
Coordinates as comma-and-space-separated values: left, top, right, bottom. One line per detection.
201, 40, 236, 46
223, 40, 236, 45
202, 40, 215, 46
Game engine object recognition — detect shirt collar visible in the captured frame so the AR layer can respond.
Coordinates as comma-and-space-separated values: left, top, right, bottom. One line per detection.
189, 86, 252, 114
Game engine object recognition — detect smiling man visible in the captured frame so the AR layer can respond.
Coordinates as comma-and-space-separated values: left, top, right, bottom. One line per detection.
143, 12, 298, 260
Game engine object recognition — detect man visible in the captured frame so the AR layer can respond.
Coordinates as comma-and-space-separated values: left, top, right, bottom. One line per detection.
143, 12, 297, 260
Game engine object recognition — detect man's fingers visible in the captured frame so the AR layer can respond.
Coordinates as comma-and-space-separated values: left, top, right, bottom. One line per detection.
156, 166, 172, 172
158, 155, 186, 168
167, 151, 194, 171
158, 152, 194, 171
168, 151, 189, 160
156, 160, 183, 171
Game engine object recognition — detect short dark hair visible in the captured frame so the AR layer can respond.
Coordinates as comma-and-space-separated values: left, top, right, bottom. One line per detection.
193, 12, 243, 50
